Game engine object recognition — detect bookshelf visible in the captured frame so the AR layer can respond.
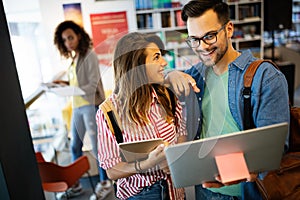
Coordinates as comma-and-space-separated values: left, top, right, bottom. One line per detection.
134, 0, 198, 70
133, 0, 264, 70
293, 0, 300, 40
225, 0, 264, 58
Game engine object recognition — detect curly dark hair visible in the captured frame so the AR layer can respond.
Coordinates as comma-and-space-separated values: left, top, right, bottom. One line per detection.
53, 20, 93, 58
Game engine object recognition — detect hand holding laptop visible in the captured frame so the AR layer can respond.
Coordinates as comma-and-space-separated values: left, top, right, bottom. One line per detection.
164, 123, 288, 188
202, 173, 258, 188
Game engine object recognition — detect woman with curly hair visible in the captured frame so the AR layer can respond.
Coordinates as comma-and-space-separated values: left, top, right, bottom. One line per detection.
54, 20, 111, 200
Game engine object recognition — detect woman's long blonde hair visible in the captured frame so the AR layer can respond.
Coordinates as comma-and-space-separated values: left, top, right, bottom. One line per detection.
113, 32, 175, 125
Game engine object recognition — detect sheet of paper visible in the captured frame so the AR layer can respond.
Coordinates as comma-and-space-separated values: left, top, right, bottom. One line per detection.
49, 86, 85, 96
41, 82, 85, 96
215, 152, 250, 183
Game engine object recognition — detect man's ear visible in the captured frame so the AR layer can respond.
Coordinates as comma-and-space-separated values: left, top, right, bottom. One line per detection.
226, 21, 234, 39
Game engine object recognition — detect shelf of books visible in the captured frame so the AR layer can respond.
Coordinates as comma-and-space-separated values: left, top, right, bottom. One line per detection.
134, 0, 198, 70
226, 0, 264, 58
293, 0, 300, 40
134, 0, 264, 69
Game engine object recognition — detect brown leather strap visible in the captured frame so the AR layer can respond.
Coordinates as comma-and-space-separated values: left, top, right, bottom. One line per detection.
244, 59, 278, 88
99, 98, 123, 136
243, 59, 279, 130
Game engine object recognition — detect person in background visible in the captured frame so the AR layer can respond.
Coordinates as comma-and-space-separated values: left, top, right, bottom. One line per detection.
96, 32, 187, 199
53, 20, 112, 200
165, 0, 290, 199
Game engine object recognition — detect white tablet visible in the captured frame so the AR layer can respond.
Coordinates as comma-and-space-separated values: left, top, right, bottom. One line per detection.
164, 122, 288, 188
119, 138, 164, 162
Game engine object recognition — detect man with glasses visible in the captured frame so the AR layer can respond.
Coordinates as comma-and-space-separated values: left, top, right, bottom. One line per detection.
185, 21, 228, 49
165, 0, 289, 199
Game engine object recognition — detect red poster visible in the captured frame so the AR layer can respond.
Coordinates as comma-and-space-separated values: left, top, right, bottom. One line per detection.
90, 11, 128, 66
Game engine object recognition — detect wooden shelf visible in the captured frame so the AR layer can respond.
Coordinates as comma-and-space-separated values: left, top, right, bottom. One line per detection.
134, 1, 192, 70
226, 0, 264, 58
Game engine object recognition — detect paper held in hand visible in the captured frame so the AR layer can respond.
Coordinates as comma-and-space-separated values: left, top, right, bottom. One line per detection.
42, 83, 85, 96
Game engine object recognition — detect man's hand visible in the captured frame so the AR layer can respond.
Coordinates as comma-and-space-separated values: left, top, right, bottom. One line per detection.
202, 173, 258, 188
164, 71, 200, 96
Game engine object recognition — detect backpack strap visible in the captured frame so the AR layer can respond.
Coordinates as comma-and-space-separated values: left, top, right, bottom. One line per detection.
99, 98, 123, 143
243, 59, 278, 130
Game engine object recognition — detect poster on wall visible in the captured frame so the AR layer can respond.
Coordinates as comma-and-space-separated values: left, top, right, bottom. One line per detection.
90, 11, 128, 66
63, 3, 83, 26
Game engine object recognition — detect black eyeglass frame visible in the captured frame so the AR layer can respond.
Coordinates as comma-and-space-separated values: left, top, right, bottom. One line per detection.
185, 22, 229, 48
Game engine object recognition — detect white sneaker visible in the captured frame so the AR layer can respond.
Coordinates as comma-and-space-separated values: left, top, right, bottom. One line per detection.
56, 183, 83, 200
90, 181, 113, 200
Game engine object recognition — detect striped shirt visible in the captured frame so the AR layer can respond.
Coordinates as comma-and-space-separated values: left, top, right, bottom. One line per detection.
96, 88, 187, 199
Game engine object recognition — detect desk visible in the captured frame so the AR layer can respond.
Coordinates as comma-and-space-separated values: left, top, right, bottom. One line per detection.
32, 135, 54, 145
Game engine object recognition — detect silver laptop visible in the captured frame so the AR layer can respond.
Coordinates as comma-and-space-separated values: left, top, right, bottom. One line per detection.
164, 122, 289, 188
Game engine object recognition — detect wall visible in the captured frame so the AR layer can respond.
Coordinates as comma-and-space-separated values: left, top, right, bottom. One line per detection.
3, 0, 40, 22
38, 0, 135, 92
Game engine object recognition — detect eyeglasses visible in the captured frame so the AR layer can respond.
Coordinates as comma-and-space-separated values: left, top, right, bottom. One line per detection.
186, 22, 228, 48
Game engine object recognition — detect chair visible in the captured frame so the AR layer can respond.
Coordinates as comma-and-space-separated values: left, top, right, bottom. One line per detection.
35, 152, 95, 199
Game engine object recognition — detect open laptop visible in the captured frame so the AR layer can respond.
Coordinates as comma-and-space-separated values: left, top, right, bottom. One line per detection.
164, 122, 289, 188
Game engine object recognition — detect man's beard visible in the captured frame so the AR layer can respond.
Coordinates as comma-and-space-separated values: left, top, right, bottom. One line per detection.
197, 40, 228, 68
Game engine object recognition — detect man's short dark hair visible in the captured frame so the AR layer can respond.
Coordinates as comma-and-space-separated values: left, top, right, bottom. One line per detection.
181, 0, 230, 24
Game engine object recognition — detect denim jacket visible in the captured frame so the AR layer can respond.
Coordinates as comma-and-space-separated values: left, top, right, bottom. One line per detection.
184, 49, 290, 200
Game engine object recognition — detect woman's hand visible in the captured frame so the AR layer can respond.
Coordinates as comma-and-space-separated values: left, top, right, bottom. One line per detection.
158, 160, 170, 174
144, 144, 166, 169
106, 144, 165, 180
53, 80, 69, 86
148, 144, 170, 174
202, 173, 258, 188
164, 71, 200, 96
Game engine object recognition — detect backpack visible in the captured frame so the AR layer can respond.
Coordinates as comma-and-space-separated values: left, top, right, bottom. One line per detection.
243, 59, 300, 200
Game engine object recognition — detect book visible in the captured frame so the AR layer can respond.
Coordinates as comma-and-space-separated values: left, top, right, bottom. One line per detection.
119, 138, 164, 162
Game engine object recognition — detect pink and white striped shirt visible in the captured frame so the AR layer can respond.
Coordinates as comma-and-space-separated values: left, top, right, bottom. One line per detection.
96, 88, 187, 199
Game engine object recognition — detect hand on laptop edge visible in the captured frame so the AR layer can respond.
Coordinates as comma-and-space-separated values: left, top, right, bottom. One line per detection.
202, 173, 258, 188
